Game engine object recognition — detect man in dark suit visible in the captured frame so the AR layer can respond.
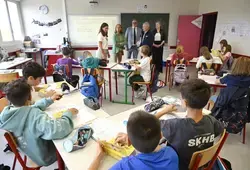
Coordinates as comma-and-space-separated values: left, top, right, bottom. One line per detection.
140, 22, 154, 56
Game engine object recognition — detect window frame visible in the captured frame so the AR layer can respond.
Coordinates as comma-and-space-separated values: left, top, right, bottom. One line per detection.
0, 0, 24, 45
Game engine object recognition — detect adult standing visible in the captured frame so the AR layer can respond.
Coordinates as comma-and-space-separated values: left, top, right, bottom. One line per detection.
96, 23, 110, 59
152, 21, 165, 73
97, 23, 110, 78
125, 19, 142, 59
113, 24, 126, 77
140, 22, 154, 56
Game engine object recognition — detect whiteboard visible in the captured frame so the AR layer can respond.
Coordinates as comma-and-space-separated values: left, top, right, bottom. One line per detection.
68, 15, 119, 46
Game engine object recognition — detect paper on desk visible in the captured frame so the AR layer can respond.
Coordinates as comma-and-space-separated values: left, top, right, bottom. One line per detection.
90, 118, 125, 141
46, 105, 96, 129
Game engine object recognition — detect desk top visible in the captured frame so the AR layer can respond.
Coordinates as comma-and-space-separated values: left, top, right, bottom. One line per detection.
44, 50, 63, 56
198, 74, 226, 87
166, 54, 222, 64
0, 69, 23, 76
99, 62, 117, 69
53, 98, 211, 170
111, 64, 136, 72
0, 58, 32, 69
24, 48, 40, 53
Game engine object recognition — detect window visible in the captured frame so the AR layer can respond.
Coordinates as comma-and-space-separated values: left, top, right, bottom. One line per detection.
0, 0, 23, 42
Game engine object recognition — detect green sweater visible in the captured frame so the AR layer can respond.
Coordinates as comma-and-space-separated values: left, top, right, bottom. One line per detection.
112, 33, 126, 54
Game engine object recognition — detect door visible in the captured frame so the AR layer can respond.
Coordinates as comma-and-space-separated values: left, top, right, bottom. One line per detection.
177, 15, 202, 58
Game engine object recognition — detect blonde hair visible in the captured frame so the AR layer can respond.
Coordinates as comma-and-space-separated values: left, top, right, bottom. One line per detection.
115, 24, 123, 34
231, 57, 250, 76
83, 51, 93, 58
176, 45, 184, 54
140, 45, 150, 56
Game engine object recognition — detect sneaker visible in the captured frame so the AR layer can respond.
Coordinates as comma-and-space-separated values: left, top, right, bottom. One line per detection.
135, 88, 145, 98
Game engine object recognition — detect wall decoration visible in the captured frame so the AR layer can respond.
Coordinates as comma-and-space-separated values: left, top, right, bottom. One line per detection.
32, 18, 62, 27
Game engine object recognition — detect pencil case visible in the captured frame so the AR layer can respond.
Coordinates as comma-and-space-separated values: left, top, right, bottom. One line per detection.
102, 138, 135, 160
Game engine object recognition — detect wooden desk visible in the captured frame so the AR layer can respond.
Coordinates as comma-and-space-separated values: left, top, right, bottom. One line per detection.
198, 74, 226, 88
0, 58, 32, 69
111, 64, 136, 105
0, 69, 23, 77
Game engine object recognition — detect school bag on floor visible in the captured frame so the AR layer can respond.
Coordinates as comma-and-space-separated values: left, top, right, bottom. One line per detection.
80, 68, 99, 99
173, 60, 188, 84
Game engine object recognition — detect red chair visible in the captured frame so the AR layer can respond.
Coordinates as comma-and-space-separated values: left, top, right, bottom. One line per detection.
4, 132, 41, 170
132, 64, 156, 103
0, 72, 20, 98
189, 129, 228, 170
81, 68, 105, 106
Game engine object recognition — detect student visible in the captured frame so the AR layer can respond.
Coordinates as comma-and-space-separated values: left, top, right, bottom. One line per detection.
22, 62, 54, 101
115, 79, 224, 170
89, 111, 179, 170
129, 45, 151, 98
0, 79, 78, 166
113, 24, 126, 77
171, 45, 192, 65
56, 47, 80, 77
216, 57, 250, 87
219, 39, 228, 53
196, 46, 213, 69
217, 45, 233, 76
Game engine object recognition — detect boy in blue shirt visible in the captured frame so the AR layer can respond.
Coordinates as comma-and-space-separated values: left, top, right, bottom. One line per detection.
89, 110, 179, 170
0, 79, 78, 166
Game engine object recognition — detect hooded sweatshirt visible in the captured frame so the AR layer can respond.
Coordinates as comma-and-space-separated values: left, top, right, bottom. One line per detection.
220, 75, 250, 88
0, 98, 74, 166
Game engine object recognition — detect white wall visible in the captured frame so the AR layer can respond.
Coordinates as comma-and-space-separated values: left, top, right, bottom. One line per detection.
20, 0, 200, 47
199, 0, 250, 56
20, 0, 67, 48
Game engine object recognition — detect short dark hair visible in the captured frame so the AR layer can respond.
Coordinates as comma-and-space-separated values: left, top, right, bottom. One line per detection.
180, 79, 211, 109
4, 79, 31, 107
22, 62, 46, 80
62, 47, 71, 56
127, 111, 161, 153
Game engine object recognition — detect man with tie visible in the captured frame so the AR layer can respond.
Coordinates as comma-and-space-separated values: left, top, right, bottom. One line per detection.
125, 19, 142, 59
140, 22, 154, 56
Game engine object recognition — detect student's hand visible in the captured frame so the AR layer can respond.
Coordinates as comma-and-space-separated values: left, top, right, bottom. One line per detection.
51, 93, 63, 101
68, 108, 78, 115
160, 104, 177, 114
45, 90, 56, 97
115, 132, 129, 146
95, 141, 105, 158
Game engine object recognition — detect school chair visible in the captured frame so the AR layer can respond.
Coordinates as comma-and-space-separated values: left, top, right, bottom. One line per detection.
52, 64, 80, 89
189, 129, 228, 170
81, 68, 105, 106
131, 64, 156, 103
4, 131, 41, 170
0, 72, 20, 98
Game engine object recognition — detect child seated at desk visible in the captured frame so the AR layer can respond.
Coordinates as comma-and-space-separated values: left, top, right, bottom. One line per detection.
22, 62, 55, 102
0, 79, 78, 166
196, 46, 215, 75
89, 111, 179, 170
115, 79, 224, 170
171, 45, 193, 65
129, 45, 151, 98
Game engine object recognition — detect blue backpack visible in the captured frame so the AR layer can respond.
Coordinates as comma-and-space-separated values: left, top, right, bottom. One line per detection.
80, 68, 99, 98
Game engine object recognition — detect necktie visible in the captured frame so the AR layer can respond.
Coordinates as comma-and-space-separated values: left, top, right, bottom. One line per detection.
133, 27, 136, 45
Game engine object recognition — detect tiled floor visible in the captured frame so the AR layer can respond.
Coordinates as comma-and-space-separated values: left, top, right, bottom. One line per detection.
1, 66, 250, 169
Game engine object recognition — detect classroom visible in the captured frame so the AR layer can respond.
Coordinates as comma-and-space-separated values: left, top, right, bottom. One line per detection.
0, 0, 250, 169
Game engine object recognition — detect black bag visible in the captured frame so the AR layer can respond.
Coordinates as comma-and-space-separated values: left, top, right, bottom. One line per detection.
83, 97, 100, 110
99, 59, 108, 67
0, 164, 10, 170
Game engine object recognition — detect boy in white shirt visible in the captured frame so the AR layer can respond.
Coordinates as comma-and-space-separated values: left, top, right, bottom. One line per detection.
129, 45, 151, 98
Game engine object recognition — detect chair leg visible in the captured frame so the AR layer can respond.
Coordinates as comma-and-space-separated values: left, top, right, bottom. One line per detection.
12, 156, 17, 170
147, 85, 153, 101
132, 87, 134, 104
242, 124, 246, 144
56, 150, 65, 170
100, 87, 103, 107
103, 82, 106, 99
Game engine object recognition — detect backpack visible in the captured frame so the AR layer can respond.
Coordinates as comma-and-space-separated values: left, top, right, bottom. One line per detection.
80, 68, 99, 98
52, 64, 79, 88
212, 87, 249, 134
201, 62, 216, 75
173, 60, 188, 84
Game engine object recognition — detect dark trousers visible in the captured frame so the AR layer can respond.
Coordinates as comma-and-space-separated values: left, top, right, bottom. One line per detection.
127, 46, 138, 59
129, 75, 144, 91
